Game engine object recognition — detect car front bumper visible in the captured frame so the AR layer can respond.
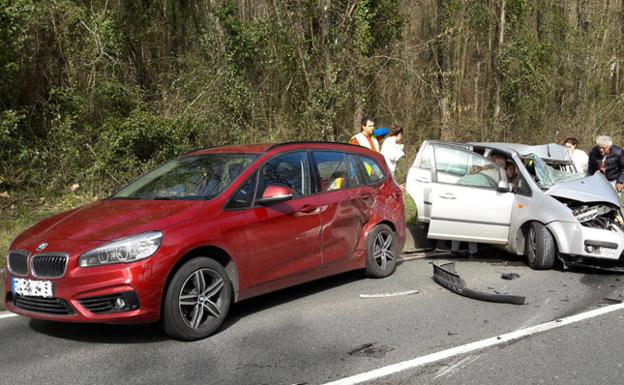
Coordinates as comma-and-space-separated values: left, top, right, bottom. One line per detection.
547, 220, 624, 269
3, 260, 162, 324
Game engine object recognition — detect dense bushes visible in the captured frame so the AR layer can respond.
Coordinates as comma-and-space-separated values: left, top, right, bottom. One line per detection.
1, 0, 623, 196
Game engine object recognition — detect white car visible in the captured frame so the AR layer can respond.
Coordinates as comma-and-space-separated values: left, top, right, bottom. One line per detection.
406, 141, 624, 271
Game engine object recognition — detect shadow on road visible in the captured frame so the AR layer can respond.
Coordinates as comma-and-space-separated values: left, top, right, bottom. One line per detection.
221, 269, 365, 332
26, 269, 370, 343
28, 318, 169, 343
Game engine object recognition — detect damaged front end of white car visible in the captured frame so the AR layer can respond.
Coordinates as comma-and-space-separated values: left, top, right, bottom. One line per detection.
545, 173, 624, 271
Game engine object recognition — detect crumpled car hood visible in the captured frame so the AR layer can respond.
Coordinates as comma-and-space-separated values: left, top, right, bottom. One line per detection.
546, 173, 621, 206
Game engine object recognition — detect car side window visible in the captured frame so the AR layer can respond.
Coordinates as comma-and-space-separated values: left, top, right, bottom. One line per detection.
225, 172, 257, 209
434, 145, 500, 188
260, 152, 310, 197
359, 156, 385, 184
313, 151, 350, 191
418, 144, 433, 170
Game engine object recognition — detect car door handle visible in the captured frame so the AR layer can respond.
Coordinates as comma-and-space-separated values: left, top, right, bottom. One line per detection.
298, 204, 319, 213
415, 177, 429, 183
439, 193, 456, 200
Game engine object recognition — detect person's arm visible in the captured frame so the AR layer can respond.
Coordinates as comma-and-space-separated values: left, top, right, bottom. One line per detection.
587, 148, 597, 175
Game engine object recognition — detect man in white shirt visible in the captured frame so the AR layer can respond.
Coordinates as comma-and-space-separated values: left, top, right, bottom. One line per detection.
564, 137, 589, 174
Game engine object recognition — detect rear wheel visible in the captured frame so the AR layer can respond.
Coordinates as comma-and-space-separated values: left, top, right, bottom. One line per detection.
526, 222, 556, 270
365, 224, 398, 278
161, 257, 232, 341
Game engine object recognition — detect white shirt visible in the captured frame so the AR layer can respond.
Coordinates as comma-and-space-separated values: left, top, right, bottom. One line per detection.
570, 148, 589, 174
380, 136, 405, 176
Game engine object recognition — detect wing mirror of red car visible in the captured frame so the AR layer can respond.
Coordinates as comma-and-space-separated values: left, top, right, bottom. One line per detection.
256, 185, 294, 205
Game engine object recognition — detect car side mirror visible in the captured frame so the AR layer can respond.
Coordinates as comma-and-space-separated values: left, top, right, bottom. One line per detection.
496, 179, 512, 193
256, 184, 294, 205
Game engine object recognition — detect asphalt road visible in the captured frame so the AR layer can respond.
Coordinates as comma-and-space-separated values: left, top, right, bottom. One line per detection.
1, 250, 624, 385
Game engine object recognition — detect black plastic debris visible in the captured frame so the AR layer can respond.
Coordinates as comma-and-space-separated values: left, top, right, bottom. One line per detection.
603, 297, 623, 304
348, 342, 395, 358
501, 272, 521, 280
431, 262, 525, 305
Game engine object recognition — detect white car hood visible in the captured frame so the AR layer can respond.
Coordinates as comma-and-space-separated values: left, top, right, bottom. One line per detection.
546, 173, 621, 206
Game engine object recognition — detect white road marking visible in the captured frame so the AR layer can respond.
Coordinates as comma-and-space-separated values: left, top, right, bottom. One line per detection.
0, 312, 18, 320
433, 354, 480, 379
322, 302, 624, 385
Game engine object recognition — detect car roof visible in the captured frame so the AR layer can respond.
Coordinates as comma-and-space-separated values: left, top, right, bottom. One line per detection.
469, 142, 572, 163
186, 141, 381, 157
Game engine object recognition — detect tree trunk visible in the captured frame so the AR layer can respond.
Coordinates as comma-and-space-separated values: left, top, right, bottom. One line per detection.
436, 0, 451, 140
493, 0, 506, 137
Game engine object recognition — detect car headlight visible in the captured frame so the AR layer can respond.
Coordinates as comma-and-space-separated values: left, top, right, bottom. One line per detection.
79, 231, 163, 268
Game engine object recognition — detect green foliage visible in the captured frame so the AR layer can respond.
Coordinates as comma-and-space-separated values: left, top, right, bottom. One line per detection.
2, 0, 624, 198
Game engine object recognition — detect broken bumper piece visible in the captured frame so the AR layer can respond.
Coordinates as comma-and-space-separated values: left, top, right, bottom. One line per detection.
431, 262, 525, 305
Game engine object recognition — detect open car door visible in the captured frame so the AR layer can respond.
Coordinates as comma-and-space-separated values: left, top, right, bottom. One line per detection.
410, 142, 515, 244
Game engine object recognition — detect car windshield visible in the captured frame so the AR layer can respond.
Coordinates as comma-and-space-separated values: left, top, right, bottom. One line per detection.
524, 153, 584, 189
112, 153, 258, 200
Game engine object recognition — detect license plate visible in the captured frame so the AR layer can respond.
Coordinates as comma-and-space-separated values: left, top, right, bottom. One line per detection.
12, 277, 54, 298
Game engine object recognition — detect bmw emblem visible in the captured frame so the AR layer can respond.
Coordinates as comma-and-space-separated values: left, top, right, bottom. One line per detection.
36, 242, 48, 251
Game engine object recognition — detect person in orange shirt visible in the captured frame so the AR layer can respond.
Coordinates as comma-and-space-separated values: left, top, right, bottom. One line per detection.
350, 116, 380, 152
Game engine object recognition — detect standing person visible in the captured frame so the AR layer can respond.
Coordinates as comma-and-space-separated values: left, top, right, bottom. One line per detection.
380, 125, 405, 176
587, 135, 624, 192
564, 137, 589, 174
350, 116, 380, 152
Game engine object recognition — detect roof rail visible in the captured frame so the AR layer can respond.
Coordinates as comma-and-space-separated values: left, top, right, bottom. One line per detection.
265, 141, 358, 152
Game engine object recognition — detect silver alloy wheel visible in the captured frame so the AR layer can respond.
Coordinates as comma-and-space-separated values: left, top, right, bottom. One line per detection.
373, 230, 395, 271
178, 268, 226, 330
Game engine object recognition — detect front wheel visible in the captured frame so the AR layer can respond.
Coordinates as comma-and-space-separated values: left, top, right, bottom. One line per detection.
526, 222, 556, 270
365, 224, 398, 278
161, 257, 232, 341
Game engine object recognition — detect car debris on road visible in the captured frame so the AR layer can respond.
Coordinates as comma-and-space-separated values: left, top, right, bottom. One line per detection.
501, 272, 521, 280
359, 289, 419, 299
431, 262, 526, 305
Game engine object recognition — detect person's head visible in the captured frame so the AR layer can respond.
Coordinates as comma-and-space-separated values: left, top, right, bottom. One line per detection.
596, 135, 613, 156
505, 162, 516, 180
389, 125, 403, 142
360, 116, 375, 137
489, 153, 506, 168
564, 137, 578, 151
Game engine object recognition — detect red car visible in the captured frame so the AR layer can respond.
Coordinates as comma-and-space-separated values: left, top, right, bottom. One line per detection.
3, 142, 405, 340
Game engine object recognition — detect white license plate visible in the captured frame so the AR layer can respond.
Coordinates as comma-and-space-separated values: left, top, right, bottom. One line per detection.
12, 277, 54, 298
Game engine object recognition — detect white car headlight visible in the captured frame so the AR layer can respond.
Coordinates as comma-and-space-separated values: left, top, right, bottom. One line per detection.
79, 231, 163, 268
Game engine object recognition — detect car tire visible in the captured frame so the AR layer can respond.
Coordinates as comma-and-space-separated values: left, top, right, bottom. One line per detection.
365, 224, 398, 278
526, 222, 556, 270
161, 257, 232, 341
